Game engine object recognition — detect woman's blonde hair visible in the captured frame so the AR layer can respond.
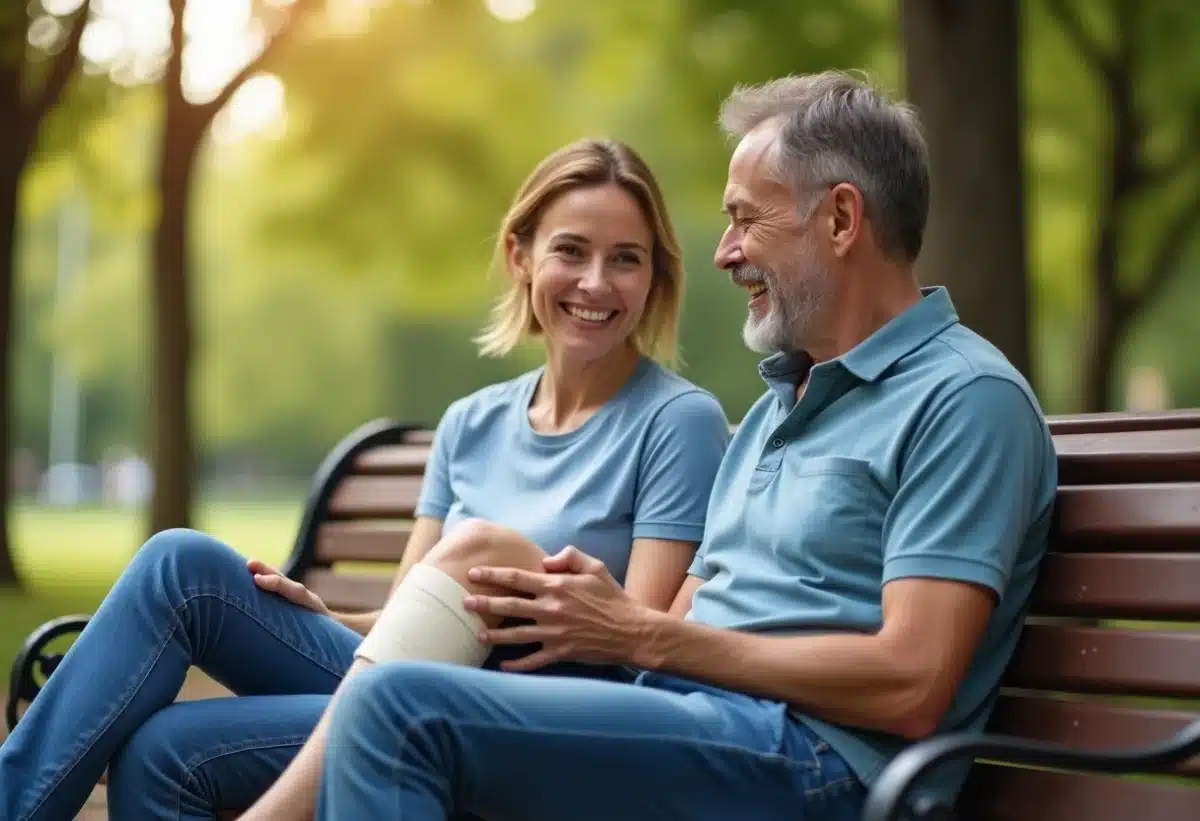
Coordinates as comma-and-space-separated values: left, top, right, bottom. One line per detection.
474, 138, 685, 367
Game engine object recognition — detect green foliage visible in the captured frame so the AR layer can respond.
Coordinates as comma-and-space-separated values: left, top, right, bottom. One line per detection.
10, 0, 1200, 481
1026, 0, 1200, 411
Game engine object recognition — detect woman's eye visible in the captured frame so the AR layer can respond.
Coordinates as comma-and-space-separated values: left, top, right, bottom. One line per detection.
555, 244, 583, 257
615, 252, 641, 265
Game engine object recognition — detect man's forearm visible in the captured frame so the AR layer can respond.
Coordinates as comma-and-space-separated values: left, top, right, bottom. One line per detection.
633, 612, 937, 739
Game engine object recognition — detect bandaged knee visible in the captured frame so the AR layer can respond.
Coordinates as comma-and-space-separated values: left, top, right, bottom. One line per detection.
354, 563, 490, 667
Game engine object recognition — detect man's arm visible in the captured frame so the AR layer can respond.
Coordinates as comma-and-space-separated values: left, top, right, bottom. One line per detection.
635, 576, 993, 739
634, 375, 1047, 739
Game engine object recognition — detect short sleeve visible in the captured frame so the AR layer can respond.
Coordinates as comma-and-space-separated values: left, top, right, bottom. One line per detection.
414, 401, 464, 521
686, 548, 716, 581
632, 391, 730, 543
882, 375, 1050, 597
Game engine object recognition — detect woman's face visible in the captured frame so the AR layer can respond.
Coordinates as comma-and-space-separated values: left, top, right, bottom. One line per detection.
510, 183, 655, 365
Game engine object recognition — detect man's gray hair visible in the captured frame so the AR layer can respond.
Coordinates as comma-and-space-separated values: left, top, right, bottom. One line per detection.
719, 71, 929, 261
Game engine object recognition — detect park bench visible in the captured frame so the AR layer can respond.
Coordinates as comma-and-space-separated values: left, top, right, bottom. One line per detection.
7, 410, 1200, 821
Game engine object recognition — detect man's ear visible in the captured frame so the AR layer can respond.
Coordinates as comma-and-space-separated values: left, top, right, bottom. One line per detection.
506, 233, 532, 282
827, 182, 864, 260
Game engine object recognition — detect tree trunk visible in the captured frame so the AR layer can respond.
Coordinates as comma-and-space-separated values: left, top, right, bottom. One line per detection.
147, 109, 201, 537
899, 0, 1032, 381
1079, 285, 1127, 413
0, 149, 22, 586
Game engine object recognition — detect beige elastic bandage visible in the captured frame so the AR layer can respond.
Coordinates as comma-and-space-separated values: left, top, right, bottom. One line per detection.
354, 563, 490, 667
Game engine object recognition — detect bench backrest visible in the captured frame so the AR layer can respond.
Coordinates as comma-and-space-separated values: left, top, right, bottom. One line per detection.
284, 413, 1200, 818
956, 423, 1200, 819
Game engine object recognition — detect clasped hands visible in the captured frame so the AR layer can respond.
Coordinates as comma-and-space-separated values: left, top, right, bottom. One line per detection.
464, 546, 652, 672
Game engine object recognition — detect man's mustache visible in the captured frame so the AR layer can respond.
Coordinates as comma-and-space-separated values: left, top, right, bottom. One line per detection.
730, 265, 771, 287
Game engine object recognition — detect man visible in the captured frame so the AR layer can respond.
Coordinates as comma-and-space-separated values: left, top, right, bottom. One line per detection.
314, 70, 1058, 820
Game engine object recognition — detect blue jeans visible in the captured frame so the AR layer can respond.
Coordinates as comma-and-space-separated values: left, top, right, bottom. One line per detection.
319, 661, 866, 820
0, 528, 363, 821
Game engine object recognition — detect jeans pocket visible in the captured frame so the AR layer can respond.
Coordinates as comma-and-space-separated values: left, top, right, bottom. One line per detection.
782, 721, 867, 817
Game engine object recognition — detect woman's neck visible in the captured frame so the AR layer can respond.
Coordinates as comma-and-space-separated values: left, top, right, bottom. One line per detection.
528, 344, 642, 434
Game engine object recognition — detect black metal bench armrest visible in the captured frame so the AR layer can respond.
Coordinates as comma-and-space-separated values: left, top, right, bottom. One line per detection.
861, 718, 1200, 821
5, 614, 91, 733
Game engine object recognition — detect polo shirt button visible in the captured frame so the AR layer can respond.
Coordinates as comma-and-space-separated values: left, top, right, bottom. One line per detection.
772, 437, 785, 448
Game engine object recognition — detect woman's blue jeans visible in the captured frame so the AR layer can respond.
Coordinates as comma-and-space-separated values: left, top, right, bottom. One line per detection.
0, 528, 361, 821
0, 528, 865, 820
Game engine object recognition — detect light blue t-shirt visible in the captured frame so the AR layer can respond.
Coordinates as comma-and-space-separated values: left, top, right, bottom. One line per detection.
687, 287, 1057, 804
416, 356, 731, 584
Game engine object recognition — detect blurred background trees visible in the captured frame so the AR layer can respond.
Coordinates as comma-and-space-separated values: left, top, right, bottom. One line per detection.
0, 0, 1198, 587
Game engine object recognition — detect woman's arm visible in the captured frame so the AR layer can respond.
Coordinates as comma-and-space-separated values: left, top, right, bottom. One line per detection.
622, 538, 698, 613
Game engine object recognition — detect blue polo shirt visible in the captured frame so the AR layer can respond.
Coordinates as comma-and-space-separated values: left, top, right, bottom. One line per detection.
687, 286, 1057, 803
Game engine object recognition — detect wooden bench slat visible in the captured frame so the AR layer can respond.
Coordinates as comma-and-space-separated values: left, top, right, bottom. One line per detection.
316, 522, 413, 563
1031, 552, 1200, 620
1046, 409, 1200, 435
305, 569, 393, 612
988, 695, 1200, 775
1055, 429, 1200, 484
353, 445, 431, 476
1054, 483, 1200, 546
960, 764, 1200, 820
327, 476, 422, 518
1004, 625, 1200, 698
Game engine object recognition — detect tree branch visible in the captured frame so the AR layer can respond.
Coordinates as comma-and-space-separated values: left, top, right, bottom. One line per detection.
195, 0, 322, 126
27, 0, 92, 128
1146, 105, 1200, 188
1044, 0, 1113, 82
1130, 186, 1200, 315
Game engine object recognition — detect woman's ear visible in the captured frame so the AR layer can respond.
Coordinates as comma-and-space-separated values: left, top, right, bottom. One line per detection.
506, 233, 531, 282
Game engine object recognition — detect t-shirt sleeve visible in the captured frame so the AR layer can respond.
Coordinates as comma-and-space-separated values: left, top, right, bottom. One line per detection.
632, 390, 730, 543
414, 401, 464, 521
881, 375, 1049, 597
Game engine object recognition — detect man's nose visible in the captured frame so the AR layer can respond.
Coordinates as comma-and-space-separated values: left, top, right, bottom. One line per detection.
714, 227, 744, 271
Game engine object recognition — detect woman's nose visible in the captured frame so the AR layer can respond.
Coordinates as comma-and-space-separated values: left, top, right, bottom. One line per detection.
577, 258, 609, 292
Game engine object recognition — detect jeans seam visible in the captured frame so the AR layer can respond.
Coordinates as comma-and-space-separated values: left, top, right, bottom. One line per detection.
23, 586, 343, 821
385, 717, 829, 816
177, 585, 349, 679
408, 716, 823, 774
22, 607, 181, 821
175, 735, 312, 821
805, 773, 859, 800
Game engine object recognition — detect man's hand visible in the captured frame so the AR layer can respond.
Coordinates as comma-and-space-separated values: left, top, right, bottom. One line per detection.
464, 546, 651, 672
247, 559, 330, 615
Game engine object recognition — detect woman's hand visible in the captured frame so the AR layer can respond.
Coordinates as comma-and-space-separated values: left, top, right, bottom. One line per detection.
463, 546, 653, 672
247, 559, 329, 615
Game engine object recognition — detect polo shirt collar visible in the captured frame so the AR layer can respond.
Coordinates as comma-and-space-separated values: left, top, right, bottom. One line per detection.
757, 286, 960, 386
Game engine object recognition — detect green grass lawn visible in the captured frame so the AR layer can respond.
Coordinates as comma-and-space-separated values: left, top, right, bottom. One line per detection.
0, 501, 305, 694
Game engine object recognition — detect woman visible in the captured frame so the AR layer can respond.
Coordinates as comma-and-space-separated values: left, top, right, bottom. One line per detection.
0, 138, 730, 821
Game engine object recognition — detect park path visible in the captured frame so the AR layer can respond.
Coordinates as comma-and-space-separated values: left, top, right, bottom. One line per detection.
2, 671, 232, 821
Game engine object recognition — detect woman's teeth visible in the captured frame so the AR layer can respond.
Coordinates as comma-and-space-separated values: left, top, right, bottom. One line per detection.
565, 304, 616, 323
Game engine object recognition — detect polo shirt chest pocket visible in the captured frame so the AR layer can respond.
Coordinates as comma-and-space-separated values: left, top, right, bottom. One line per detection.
769, 455, 888, 576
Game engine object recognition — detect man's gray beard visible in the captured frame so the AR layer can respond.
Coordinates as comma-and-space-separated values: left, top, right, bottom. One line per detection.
742, 263, 833, 355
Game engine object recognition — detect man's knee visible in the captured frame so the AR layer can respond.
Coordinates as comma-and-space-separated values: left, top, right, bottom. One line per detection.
336, 662, 467, 736
423, 518, 544, 592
